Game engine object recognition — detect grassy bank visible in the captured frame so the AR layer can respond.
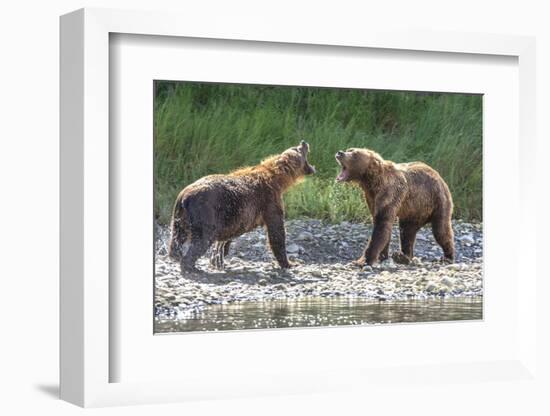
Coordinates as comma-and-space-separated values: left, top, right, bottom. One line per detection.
155, 82, 482, 224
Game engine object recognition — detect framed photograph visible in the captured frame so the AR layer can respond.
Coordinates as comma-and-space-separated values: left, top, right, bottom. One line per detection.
60, 8, 538, 407
152, 81, 483, 334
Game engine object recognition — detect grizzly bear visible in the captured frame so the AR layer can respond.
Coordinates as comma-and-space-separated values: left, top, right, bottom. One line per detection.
335, 148, 455, 266
168, 141, 316, 273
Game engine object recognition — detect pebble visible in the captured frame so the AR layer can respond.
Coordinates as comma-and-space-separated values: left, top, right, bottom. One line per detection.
286, 243, 301, 254
459, 234, 475, 245
296, 231, 314, 241
425, 282, 438, 292
440, 276, 454, 288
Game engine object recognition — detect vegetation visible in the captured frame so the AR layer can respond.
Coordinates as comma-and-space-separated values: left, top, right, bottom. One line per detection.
155, 82, 482, 224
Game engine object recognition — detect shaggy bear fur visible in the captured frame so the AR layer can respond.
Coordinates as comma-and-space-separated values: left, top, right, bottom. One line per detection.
168, 141, 315, 273
335, 148, 455, 265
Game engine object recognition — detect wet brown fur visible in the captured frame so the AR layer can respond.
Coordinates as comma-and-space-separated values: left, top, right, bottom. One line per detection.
335, 148, 455, 265
169, 142, 315, 272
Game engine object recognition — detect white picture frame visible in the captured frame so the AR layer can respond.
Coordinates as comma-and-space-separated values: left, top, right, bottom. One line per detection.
60, 7, 538, 408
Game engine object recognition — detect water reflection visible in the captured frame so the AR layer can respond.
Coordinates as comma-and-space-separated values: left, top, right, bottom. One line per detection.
155, 297, 482, 333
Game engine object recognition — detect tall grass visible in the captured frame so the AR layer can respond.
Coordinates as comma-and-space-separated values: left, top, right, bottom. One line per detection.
155, 82, 482, 224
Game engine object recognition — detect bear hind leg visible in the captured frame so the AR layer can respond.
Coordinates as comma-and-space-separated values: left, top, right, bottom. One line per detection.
180, 235, 212, 274
431, 217, 455, 262
209, 240, 232, 270
223, 240, 232, 257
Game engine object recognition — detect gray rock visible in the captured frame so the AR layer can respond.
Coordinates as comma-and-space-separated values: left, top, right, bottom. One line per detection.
287, 243, 301, 254
296, 231, 314, 241
440, 276, 454, 288
459, 233, 475, 245
425, 282, 438, 292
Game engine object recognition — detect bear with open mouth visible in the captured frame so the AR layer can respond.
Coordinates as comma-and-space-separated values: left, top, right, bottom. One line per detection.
335, 148, 455, 266
168, 141, 316, 273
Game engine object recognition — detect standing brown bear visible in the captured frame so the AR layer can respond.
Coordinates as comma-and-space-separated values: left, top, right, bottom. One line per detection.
335, 148, 455, 266
168, 141, 315, 273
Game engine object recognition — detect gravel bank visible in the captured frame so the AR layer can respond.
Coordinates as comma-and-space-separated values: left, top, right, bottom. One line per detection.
155, 220, 483, 319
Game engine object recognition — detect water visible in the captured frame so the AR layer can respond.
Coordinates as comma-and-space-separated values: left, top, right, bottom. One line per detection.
155, 296, 482, 333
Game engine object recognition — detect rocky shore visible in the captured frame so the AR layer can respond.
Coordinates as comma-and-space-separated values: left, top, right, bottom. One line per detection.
155, 220, 483, 319
154, 219, 483, 320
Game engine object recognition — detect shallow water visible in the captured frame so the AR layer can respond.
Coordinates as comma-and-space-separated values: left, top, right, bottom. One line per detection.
155, 296, 482, 333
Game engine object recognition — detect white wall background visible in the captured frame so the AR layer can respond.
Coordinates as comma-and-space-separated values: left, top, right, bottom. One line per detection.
1, 1, 548, 414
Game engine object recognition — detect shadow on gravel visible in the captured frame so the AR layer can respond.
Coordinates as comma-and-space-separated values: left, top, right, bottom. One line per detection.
176, 264, 331, 286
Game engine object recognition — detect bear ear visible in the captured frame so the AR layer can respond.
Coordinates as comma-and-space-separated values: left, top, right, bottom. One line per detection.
369, 153, 384, 172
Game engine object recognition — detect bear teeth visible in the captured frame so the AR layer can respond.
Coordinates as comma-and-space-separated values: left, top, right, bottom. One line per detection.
336, 168, 349, 182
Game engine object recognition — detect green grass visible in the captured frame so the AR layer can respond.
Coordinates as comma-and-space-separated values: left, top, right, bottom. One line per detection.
154, 82, 482, 224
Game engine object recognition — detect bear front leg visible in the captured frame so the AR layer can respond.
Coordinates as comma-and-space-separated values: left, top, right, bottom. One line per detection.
353, 237, 387, 267
379, 241, 390, 261
364, 212, 395, 265
392, 220, 421, 264
264, 206, 291, 269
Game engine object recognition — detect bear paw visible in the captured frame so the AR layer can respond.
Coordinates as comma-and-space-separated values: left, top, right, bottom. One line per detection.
392, 252, 412, 265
